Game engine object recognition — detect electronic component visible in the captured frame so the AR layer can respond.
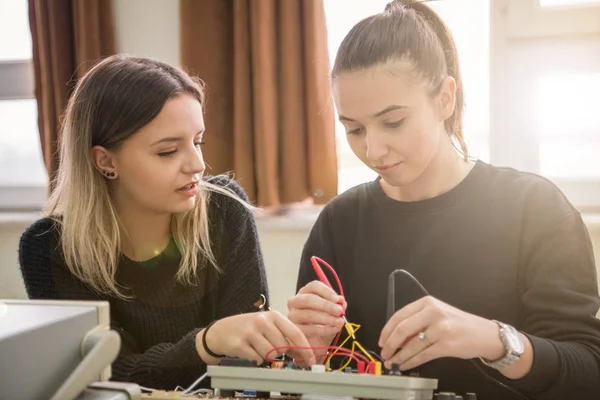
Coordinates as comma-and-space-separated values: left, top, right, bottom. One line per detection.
433, 392, 477, 400
219, 358, 258, 368
0, 299, 140, 400
207, 365, 438, 400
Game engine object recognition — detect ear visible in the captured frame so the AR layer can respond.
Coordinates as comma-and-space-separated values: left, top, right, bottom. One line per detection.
92, 146, 118, 179
436, 76, 456, 122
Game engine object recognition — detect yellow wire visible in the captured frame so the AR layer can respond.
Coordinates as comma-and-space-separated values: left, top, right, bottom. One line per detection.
325, 323, 357, 369
325, 322, 376, 371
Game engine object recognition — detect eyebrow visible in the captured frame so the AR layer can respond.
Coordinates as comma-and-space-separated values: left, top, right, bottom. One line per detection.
150, 131, 204, 146
338, 105, 407, 122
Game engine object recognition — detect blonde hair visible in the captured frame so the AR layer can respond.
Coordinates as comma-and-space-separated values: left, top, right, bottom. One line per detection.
45, 55, 253, 297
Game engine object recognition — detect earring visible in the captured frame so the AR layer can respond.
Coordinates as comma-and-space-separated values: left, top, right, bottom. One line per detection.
102, 171, 116, 178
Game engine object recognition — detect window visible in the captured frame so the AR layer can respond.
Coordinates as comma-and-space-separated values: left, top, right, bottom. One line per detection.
539, 0, 600, 8
537, 72, 600, 179
491, 0, 600, 212
0, 0, 48, 210
324, 0, 490, 194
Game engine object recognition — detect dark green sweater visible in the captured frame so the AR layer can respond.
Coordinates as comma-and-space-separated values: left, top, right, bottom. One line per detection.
297, 161, 600, 400
18, 176, 269, 391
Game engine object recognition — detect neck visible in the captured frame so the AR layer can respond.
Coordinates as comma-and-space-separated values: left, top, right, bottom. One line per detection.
381, 137, 473, 202
113, 199, 172, 262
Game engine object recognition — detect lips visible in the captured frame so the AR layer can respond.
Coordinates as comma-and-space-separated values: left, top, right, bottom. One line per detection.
373, 162, 402, 172
177, 181, 198, 191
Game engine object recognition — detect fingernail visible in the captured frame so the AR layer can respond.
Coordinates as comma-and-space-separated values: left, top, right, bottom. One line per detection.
330, 293, 339, 301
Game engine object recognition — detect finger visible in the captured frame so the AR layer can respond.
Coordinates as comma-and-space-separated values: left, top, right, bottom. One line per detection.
339, 296, 348, 311
298, 280, 342, 302
288, 293, 344, 317
379, 296, 430, 347
249, 332, 285, 363
297, 324, 342, 338
380, 309, 433, 360
234, 341, 266, 365
272, 313, 316, 365
396, 342, 440, 371
288, 308, 345, 327
261, 319, 291, 355
384, 334, 429, 368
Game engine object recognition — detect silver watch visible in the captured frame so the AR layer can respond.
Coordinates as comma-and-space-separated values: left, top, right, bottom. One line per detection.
480, 320, 524, 369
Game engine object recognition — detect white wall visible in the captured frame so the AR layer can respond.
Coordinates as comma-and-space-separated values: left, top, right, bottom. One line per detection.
0, 219, 28, 299
111, 0, 181, 68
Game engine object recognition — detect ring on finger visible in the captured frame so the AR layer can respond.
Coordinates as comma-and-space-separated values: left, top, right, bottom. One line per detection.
418, 331, 432, 347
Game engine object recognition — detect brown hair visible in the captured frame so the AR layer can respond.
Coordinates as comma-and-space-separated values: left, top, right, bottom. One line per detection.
332, 0, 468, 159
46, 55, 251, 297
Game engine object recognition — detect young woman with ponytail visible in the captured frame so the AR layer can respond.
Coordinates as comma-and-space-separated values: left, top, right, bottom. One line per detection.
288, 1, 600, 399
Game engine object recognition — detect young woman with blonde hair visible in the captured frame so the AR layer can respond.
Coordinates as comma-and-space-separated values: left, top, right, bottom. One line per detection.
19, 55, 316, 390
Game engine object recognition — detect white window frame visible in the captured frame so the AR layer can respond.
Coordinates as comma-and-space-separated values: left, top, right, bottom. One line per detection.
0, 60, 47, 211
491, 0, 600, 213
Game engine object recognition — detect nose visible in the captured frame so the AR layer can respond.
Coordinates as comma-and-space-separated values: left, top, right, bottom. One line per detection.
365, 130, 389, 163
183, 145, 206, 176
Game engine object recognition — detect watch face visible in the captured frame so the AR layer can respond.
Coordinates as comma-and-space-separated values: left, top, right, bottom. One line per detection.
505, 327, 525, 354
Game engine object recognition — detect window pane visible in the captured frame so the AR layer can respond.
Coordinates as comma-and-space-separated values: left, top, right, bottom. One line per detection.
536, 72, 600, 178
540, 140, 600, 178
537, 72, 600, 138
539, 0, 600, 8
0, 0, 32, 61
0, 100, 47, 185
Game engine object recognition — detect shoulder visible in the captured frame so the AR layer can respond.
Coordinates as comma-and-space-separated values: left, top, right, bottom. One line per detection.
203, 175, 249, 202
479, 162, 577, 218
305, 182, 372, 239
317, 181, 371, 224
203, 174, 255, 230
20, 217, 60, 255
18, 217, 63, 298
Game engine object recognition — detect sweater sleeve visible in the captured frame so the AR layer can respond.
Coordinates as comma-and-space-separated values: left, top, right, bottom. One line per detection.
507, 183, 600, 399
209, 177, 270, 317
108, 320, 205, 389
18, 219, 207, 390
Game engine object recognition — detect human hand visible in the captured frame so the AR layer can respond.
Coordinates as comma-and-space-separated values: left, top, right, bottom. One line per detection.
379, 296, 505, 371
287, 281, 347, 355
197, 310, 316, 366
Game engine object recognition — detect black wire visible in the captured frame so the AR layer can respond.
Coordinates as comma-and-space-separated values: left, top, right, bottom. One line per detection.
388, 269, 529, 400
470, 360, 530, 400
368, 350, 385, 363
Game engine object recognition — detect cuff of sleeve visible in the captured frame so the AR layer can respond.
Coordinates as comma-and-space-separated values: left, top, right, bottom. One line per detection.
178, 328, 205, 366
508, 333, 560, 395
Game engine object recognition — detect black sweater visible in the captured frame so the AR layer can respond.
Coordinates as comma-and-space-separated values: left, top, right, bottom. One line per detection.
297, 161, 600, 400
18, 176, 269, 391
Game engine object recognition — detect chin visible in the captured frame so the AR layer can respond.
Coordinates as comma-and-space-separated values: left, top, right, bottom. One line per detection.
168, 197, 198, 214
380, 169, 420, 188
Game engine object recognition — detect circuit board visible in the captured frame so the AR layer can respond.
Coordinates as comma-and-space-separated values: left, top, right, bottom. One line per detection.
207, 365, 437, 400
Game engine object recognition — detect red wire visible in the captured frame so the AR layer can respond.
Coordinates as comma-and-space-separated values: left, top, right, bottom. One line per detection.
310, 256, 345, 297
310, 256, 346, 350
265, 345, 370, 364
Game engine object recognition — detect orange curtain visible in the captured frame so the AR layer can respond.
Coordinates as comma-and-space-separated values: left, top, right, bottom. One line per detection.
29, 0, 115, 188
180, 0, 338, 207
